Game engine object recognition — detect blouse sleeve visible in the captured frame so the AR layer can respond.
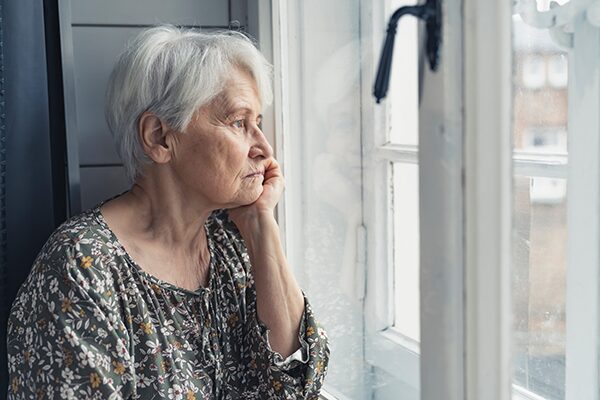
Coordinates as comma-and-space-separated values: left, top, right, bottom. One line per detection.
7, 236, 135, 400
215, 210, 330, 399
243, 285, 330, 400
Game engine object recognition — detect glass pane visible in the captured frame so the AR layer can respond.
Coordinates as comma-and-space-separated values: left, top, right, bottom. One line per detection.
281, 1, 367, 399
388, 0, 419, 145
512, 1, 570, 398
513, 5, 568, 155
513, 177, 567, 400
393, 163, 420, 342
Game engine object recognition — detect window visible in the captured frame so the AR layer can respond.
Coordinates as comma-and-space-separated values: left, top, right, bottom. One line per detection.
512, 9, 569, 399
388, 0, 421, 343
547, 55, 568, 88
393, 163, 420, 343
274, 0, 424, 397
272, 1, 367, 399
522, 55, 547, 89
363, 0, 422, 398
509, 0, 600, 399
268, 0, 600, 398
522, 128, 567, 153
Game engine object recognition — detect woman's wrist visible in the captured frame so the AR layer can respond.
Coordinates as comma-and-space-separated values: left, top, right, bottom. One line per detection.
233, 208, 277, 238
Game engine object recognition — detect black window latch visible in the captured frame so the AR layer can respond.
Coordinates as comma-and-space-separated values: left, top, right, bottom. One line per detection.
373, 0, 442, 104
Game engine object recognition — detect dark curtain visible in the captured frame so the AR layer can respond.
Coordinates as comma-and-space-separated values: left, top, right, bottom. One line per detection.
0, 0, 67, 394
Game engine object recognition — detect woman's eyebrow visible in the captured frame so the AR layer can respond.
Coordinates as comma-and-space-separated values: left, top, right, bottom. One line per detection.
225, 104, 262, 119
230, 106, 252, 114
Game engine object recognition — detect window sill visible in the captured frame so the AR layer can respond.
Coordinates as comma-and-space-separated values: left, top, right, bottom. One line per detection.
365, 327, 420, 389
320, 389, 339, 400
512, 384, 549, 400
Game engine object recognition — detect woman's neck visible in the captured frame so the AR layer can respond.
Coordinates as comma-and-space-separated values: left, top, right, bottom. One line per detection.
102, 170, 215, 258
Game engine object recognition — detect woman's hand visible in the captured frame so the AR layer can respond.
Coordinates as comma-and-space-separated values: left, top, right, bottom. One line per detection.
229, 157, 285, 231
229, 157, 305, 359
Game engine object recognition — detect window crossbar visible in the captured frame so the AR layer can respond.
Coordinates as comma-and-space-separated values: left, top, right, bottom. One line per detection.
513, 150, 567, 178
376, 146, 567, 178
375, 143, 419, 164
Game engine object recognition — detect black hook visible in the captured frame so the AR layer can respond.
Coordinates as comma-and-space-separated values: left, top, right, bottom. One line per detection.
373, 0, 442, 104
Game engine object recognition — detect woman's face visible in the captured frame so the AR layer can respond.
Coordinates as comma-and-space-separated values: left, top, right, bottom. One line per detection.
166, 68, 272, 209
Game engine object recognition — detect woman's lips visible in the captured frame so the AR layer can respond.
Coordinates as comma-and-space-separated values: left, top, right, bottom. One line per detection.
245, 172, 264, 179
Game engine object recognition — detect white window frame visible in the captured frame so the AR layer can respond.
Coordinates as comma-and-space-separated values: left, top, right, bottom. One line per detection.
564, 3, 600, 399
463, 0, 514, 399
362, 0, 469, 399
364, 0, 515, 399
360, 0, 420, 393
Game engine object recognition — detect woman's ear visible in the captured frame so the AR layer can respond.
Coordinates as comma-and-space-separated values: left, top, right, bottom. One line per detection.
138, 112, 172, 164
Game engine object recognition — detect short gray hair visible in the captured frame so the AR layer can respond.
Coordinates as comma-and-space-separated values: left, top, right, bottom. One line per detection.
105, 25, 273, 182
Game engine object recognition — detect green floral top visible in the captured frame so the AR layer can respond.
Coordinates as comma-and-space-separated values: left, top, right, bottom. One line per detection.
7, 202, 330, 399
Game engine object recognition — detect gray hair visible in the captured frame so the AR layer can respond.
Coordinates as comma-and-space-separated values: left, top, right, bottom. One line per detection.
105, 25, 273, 182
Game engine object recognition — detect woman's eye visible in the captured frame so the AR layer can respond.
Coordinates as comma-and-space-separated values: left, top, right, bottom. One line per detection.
232, 119, 245, 129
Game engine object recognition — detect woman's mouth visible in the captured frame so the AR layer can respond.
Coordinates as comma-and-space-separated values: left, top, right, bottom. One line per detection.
244, 171, 264, 179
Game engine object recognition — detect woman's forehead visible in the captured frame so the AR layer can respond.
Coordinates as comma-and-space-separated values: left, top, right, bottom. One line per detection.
224, 71, 260, 99
212, 78, 262, 114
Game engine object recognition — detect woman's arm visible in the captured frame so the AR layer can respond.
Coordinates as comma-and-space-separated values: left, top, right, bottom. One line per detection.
236, 211, 305, 358
229, 157, 307, 358
229, 158, 329, 398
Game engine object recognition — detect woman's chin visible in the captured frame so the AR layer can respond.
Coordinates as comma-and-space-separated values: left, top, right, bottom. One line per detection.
230, 188, 263, 208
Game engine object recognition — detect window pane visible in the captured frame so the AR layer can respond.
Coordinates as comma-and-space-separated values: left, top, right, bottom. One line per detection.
393, 163, 420, 342
281, 1, 366, 398
388, 0, 419, 145
521, 127, 567, 154
513, 177, 567, 400
513, 15, 568, 155
512, 2, 570, 399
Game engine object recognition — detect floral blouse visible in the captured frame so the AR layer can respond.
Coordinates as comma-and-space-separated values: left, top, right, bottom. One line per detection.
7, 202, 330, 399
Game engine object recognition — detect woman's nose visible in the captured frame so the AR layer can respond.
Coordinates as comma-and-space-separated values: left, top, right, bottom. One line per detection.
249, 126, 273, 159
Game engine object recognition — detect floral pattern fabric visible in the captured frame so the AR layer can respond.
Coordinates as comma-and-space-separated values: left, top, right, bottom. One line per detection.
7, 202, 329, 399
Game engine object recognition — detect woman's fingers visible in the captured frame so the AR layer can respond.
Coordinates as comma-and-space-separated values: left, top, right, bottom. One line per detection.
230, 158, 284, 223
263, 158, 282, 180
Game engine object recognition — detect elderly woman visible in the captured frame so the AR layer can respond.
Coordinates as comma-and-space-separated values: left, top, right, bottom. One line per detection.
7, 26, 329, 399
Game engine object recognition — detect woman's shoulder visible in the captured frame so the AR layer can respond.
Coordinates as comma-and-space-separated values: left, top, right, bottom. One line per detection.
8, 207, 130, 356
38, 207, 121, 264
20, 206, 126, 301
